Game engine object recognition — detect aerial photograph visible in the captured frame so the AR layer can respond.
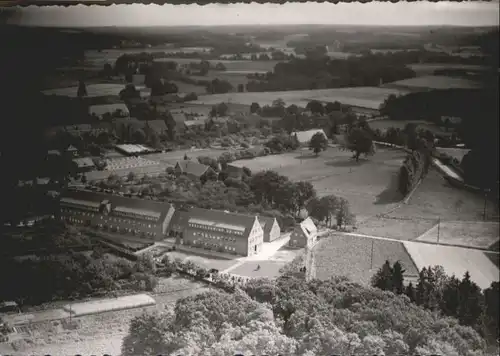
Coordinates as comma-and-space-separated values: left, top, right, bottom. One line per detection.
0, 1, 498, 355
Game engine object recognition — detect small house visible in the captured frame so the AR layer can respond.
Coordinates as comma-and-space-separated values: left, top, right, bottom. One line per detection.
258, 216, 281, 242
289, 217, 318, 249
174, 160, 214, 180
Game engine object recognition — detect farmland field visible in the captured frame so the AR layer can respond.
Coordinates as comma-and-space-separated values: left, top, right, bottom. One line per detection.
231, 147, 407, 222
382, 75, 481, 91
313, 233, 419, 285
357, 169, 500, 240
42, 83, 148, 98
194, 86, 407, 109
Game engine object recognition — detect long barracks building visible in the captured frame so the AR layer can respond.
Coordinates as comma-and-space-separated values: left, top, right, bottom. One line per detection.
59, 190, 175, 240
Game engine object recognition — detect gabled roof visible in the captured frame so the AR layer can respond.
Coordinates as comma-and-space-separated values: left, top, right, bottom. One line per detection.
89, 104, 129, 118
169, 210, 190, 229
146, 120, 168, 134
258, 215, 279, 235
298, 217, 317, 238
66, 145, 77, 151
292, 129, 327, 144
73, 157, 95, 169
60, 189, 174, 222
175, 160, 210, 177
188, 207, 258, 238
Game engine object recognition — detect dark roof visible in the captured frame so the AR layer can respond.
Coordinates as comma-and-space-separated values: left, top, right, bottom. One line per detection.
60, 189, 174, 222
175, 160, 210, 177
169, 210, 190, 229
146, 120, 168, 134
258, 215, 278, 235
188, 207, 257, 238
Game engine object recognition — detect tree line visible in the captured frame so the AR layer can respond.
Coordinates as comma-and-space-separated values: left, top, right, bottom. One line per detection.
121, 266, 490, 356
372, 260, 499, 348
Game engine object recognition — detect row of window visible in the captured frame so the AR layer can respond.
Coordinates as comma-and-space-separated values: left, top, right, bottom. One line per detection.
95, 224, 157, 237
100, 215, 157, 229
191, 231, 236, 243
191, 240, 237, 252
114, 210, 158, 222
189, 223, 244, 236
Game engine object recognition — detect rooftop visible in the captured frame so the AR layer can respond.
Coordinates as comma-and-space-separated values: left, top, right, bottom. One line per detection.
175, 160, 210, 177
188, 207, 257, 238
292, 129, 327, 144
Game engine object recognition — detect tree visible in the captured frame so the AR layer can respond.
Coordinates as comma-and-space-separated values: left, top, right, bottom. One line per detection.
347, 128, 375, 162
325, 101, 342, 113
405, 282, 416, 303
391, 261, 405, 295
308, 132, 328, 156
335, 198, 354, 228
272, 98, 285, 108
250, 102, 260, 114
119, 83, 141, 102
237, 84, 244, 92
183, 153, 189, 160
77, 80, 87, 98
103, 63, 114, 79
457, 271, 483, 327
371, 260, 393, 291
127, 171, 136, 182
306, 100, 325, 115
295, 181, 316, 216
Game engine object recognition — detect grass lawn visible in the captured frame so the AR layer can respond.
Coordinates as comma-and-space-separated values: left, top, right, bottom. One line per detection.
358, 169, 499, 242
165, 250, 239, 271
313, 233, 419, 286
233, 147, 407, 222
229, 260, 287, 279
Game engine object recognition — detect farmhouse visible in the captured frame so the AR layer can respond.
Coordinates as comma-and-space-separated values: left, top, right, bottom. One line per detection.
64, 145, 79, 158
292, 129, 328, 146
89, 104, 130, 120
59, 189, 175, 240
175, 160, 214, 180
145, 120, 168, 136
182, 208, 264, 256
289, 217, 318, 249
225, 164, 244, 179
258, 216, 281, 242
184, 120, 206, 131
72, 157, 96, 173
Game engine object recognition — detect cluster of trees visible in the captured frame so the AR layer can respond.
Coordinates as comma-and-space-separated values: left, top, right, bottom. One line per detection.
122, 271, 489, 356
379, 88, 498, 192
398, 149, 431, 196
306, 195, 355, 229
0, 247, 158, 306
245, 56, 416, 92
372, 261, 499, 347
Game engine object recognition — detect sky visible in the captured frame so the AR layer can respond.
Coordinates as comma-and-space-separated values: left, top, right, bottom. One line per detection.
10, 1, 500, 27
